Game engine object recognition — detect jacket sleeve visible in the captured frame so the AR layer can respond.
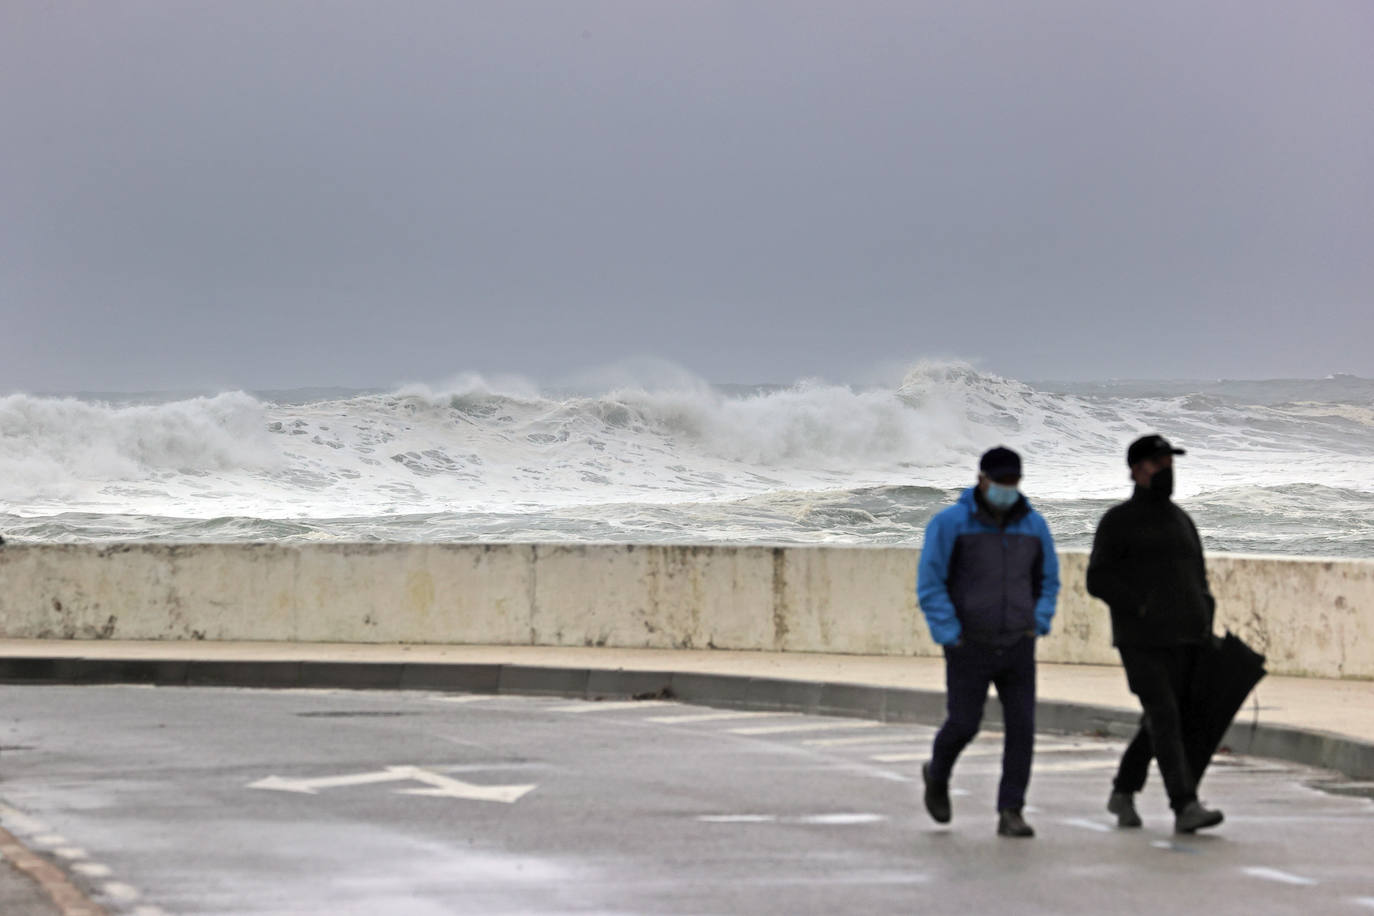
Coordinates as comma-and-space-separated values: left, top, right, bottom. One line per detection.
1086, 509, 1140, 611
917, 512, 962, 646
1033, 515, 1060, 636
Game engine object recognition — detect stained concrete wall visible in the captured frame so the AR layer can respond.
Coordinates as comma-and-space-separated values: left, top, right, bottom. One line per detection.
0, 544, 1370, 679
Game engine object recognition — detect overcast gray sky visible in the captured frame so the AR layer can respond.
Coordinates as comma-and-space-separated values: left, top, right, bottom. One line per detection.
3, 1, 1371, 392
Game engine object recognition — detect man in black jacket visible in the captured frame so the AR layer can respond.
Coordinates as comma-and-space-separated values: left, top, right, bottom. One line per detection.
1086, 434, 1224, 834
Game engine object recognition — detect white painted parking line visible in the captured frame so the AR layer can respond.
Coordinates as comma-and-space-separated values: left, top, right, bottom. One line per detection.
55, 846, 88, 859
73, 863, 114, 878
1016, 759, 1118, 774
0, 805, 50, 836
865, 749, 1105, 764
133, 907, 173, 916
1061, 818, 1113, 833
697, 813, 887, 825
104, 882, 142, 901
33, 833, 67, 846
796, 813, 886, 825
429, 695, 499, 704
1350, 897, 1374, 909
648, 711, 778, 724
730, 721, 882, 736
959, 743, 1087, 758
804, 733, 926, 747
1241, 867, 1317, 887
548, 700, 673, 713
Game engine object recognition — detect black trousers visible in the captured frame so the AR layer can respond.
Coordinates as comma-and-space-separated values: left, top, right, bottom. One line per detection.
1116, 644, 1203, 811
928, 636, 1036, 812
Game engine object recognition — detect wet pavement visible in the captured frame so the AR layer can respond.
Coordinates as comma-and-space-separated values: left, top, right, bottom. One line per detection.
1, 684, 1372, 915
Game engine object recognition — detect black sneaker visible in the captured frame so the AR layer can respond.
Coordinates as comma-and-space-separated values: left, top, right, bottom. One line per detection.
1174, 800, 1224, 834
997, 808, 1035, 838
1107, 791, 1143, 828
922, 762, 951, 824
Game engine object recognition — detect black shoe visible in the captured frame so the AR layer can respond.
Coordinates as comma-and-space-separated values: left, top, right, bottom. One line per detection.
922, 762, 951, 824
1107, 791, 1143, 828
997, 808, 1035, 838
1174, 800, 1224, 834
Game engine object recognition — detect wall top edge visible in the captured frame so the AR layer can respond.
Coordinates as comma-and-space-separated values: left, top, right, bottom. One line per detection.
0, 541, 1370, 565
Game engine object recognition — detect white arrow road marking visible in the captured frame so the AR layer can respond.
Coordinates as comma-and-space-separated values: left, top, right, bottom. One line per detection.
1241, 866, 1317, 886
248, 766, 419, 795
394, 767, 537, 804
248, 765, 536, 803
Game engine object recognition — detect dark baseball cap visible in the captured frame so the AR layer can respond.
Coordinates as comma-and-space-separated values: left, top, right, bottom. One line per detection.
1127, 434, 1186, 466
979, 446, 1022, 478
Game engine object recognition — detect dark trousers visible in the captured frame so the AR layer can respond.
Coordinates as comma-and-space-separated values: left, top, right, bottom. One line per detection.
1116, 645, 1202, 811
928, 636, 1036, 812
1113, 717, 1153, 795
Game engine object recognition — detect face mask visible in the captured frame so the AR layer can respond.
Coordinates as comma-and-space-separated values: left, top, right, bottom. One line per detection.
1149, 467, 1174, 497
984, 482, 1020, 511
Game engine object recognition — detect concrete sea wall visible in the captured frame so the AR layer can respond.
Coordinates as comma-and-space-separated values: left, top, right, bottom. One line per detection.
0, 544, 1370, 679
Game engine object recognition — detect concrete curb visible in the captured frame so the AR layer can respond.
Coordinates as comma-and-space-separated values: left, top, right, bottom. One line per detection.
2, 655, 1371, 781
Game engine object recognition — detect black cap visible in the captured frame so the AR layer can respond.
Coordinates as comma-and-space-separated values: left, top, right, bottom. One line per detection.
979, 446, 1022, 479
1127, 434, 1186, 467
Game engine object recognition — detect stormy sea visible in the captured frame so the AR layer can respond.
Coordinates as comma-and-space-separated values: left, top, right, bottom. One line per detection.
3, 362, 1372, 557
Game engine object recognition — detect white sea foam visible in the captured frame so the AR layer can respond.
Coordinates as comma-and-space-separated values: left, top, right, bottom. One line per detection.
2, 363, 1372, 553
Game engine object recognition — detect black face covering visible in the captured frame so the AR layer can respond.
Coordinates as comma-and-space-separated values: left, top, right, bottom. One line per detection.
1149, 466, 1174, 498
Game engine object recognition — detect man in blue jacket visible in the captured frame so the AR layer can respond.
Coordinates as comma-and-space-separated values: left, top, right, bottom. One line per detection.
917, 446, 1059, 837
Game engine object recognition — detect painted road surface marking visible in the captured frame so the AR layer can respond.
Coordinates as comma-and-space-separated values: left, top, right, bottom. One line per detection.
1350, 897, 1374, 909
1061, 818, 1113, 833
698, 813, 887, 825
0, 805, 51, 836
548, 700, 673, 713
249, 765, 536, 803
1009, 759, 1118, 774
871, 744, 1112, 763
647, 710, 779, 724
429, 695, 500, 704
730, 721, 882, 736
1241, 867, 1318, 886
803, 733, 929, 747
72, 863, 113, 878
397, 768, 537, 804
54, 847, 87, 859
103, 882, 141, 901
1151, 841, 1201, 854
795, 813, 886, 825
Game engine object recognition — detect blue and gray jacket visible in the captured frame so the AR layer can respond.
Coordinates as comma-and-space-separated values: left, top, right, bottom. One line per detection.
917, 486, 1060, 648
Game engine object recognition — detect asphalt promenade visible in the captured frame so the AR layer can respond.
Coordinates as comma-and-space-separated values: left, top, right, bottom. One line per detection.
1, 639, 1372, 915
3, 639, 1371, 776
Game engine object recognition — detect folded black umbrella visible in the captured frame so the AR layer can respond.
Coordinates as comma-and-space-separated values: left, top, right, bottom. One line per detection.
1185, 630, 1267, 782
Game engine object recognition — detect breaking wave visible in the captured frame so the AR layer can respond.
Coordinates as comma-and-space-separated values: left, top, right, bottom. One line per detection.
3, 363, 1373, 555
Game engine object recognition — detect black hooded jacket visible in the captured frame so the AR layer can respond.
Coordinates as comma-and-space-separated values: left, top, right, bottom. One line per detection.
1086, 485, 1215, 647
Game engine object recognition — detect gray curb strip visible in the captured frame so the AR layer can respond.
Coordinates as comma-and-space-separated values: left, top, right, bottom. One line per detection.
2, 655, 1371, 781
